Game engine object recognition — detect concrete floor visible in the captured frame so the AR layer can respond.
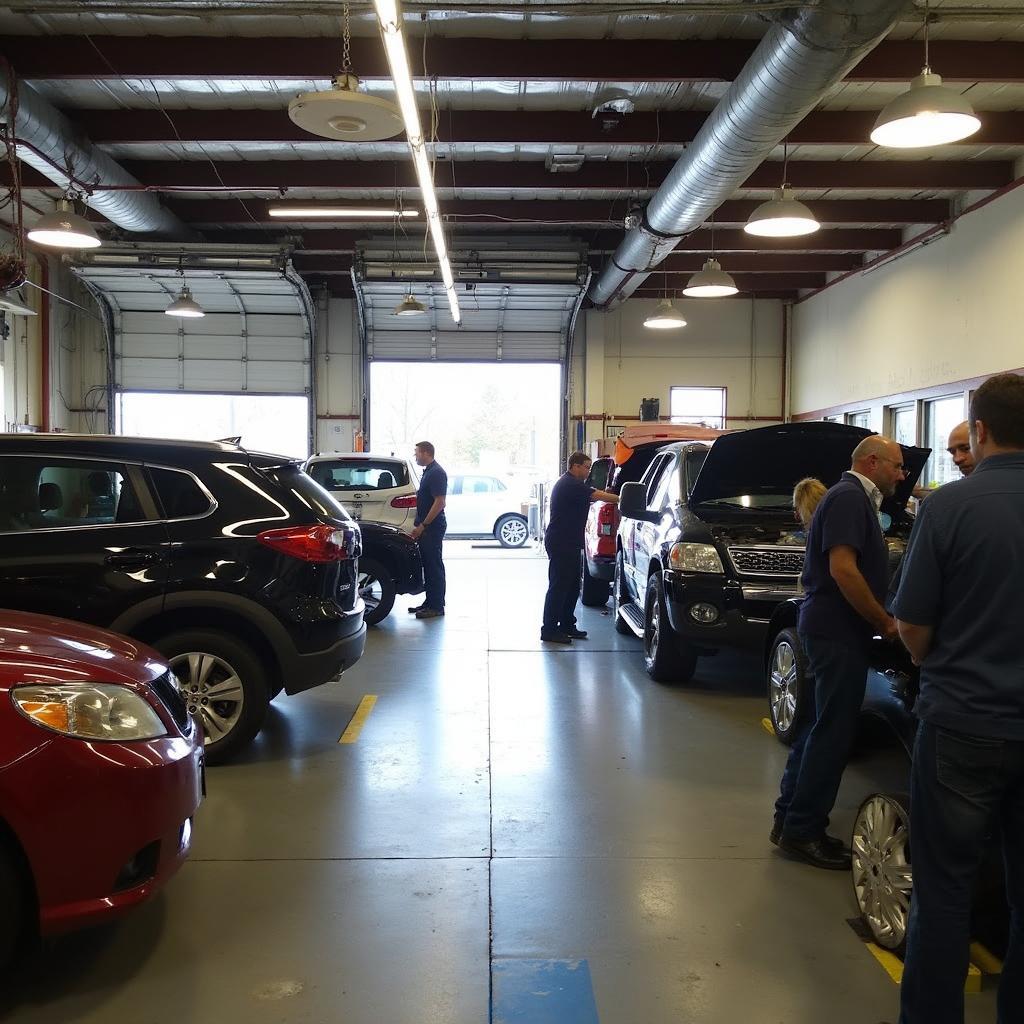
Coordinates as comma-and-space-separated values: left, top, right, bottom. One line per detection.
3, 541, 999, 1023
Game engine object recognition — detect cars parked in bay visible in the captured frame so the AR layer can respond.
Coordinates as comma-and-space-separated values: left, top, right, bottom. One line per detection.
0, 433, 367, 763
0, 610, 203, 971
614, 422, 929, 683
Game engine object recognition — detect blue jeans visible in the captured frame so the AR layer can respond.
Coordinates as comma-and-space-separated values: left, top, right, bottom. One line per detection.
418, 520, 446, 611
900, 721, 1024, 1024
775, 632, 868, 840
542, 544, 581, 634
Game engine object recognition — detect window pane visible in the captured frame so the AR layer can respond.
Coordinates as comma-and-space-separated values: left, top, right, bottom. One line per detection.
669, 387, 726, 429
0, 459, 144, 531
149, 467, 213, 519
923, 396, 965, 488
308, 459, 408, 491
889, 405, 917, 448
846, 411, 871, 429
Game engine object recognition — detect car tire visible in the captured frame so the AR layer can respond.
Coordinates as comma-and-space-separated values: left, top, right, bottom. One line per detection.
643, 572, 697, 683
580, 557, 611, 607
0, 839, 28, 975
495, 514, 529, 548
851, 792, 913, 955
154, 629, 270, 765
358, 557, 397, 626
613, 551, 633, 635
767, 627, 809, 746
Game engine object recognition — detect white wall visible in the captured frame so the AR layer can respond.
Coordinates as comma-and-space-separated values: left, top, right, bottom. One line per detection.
792, 181, 1024, 418
313, 295, 362, 453
578, 296, 785, 445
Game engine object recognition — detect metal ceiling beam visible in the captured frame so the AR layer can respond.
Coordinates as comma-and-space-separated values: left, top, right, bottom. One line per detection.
6, 36, 1024, 83
74, 108, 1024, 148
164, 197, 950, 227
630, 273, 828, 291
208, 226, 904, 253
95, 159, 1012, 192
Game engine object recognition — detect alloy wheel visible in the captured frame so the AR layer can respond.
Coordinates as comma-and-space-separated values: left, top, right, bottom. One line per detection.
852, 794, 913, 950
499, 518, 528, 546
170, 651, 244, 746
358, 570, 383, 613
770, 640, 799, 733
645, 590, 660, 661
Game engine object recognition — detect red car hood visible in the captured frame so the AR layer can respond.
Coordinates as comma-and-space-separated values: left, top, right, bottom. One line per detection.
0, 610, 165, 691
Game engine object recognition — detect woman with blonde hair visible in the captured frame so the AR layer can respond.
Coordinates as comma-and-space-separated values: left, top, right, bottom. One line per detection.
793, 477, 827, 530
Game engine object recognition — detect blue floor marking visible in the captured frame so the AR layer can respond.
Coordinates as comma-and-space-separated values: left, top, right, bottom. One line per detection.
491, 958, 600, 1024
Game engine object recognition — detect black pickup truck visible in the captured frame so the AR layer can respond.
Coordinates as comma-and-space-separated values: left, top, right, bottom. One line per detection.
613, 422, 929, 683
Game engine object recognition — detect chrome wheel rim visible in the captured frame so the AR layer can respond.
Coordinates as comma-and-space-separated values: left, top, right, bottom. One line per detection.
645, 591, 660, 661
169, 651, 244, 746
769, 640, 799, 733
852, 795, 913, 950
613, 557, 623, 615
357, 570, 382, 613
500, 518, 528, 546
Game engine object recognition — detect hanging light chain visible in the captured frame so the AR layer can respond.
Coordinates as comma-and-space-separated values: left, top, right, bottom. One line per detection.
341, 0, 353, 75
923, 0, 931, 72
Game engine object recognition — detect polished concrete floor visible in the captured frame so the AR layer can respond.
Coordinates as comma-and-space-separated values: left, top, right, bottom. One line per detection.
3, 541, 999, 1023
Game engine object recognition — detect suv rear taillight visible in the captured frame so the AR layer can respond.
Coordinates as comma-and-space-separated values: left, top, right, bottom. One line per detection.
258, 524, 356, 563
597, 501, 618, 536
390, 495, 418, 509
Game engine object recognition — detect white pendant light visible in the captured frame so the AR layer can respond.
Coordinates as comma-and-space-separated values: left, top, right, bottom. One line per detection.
745, 140, 819, 238
165, 286, 205, 319
871, 3, 980, 149
643, 298, 687, 330
27, 198, 102, 250
393, 293, 426, 316
684, 219, 738, 298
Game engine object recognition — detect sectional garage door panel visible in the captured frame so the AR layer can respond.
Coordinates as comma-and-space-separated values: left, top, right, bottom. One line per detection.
73, 264, 314, 396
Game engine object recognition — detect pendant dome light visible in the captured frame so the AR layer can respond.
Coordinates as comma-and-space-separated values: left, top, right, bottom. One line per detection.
27, 197, 102, 250
394, 292, 426, 316
744, 141, 819, 238
870, 2, 980, 148
684, 217, 738, 298
643, 275, 687, 330
164, 285, 205, 319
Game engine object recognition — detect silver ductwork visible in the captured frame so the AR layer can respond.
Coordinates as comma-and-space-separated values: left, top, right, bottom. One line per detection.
2, 78, 193, 237
589, 0, 912, 307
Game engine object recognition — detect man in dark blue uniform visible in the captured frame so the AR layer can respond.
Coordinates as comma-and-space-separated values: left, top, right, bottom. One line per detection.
410, 441, 447, 619
894, 373, 1024, 1024
773, 434, 905, 869
541, 450, 618, 644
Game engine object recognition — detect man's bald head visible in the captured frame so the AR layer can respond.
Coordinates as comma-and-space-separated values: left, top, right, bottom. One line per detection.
946, 421, 975, 476
851, 435, 906, 497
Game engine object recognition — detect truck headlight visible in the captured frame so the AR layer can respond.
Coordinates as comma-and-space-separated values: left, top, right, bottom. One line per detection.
669, 543, 725, 574
12, 683, 168, 741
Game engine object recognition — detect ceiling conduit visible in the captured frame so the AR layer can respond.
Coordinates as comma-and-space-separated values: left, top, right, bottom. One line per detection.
588, 0, 913, 308
0, 75, 193, 237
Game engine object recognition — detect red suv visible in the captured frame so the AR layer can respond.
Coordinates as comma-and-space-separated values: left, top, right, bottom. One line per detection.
0, 611, 203, 969
582, 427, 726, 606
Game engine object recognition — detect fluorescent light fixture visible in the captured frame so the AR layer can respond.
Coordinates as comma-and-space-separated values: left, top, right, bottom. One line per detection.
372, 0, 461, 324
164, 286, 205, 319
683, 258, 739, 298
744, 188, 820, 238
643, 299, 687, 330
870, 70, 981, 148
267, 205, 419, 219
26, 199, 102, 250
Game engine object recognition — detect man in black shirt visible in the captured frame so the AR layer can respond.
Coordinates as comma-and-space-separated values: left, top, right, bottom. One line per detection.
773, 434, 905, 869
410, 441, 448, 619
893, 374, 1024, 1024
541, 451, 618, 644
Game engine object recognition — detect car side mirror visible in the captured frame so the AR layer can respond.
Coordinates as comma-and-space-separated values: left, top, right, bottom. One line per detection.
619, 481, 659, 523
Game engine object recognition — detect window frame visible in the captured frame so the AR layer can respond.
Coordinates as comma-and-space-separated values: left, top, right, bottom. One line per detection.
668, 386, 727, 430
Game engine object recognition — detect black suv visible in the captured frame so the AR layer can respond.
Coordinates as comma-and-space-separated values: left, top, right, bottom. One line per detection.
0, 434, 366, 763
614, 422, 928, 683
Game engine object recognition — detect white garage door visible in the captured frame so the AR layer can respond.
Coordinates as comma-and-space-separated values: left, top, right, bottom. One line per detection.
73, 264, 314, 395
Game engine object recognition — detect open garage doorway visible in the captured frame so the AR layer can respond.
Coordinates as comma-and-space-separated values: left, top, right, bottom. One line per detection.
369, 362, 561, 545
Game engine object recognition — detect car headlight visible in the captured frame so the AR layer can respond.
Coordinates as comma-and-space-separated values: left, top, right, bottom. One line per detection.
12, 683, 168, 741
669, 542, 725, 574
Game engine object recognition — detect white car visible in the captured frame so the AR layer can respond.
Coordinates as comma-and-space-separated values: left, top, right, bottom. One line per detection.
304, 453, 418, 530
446, 471, 530, 547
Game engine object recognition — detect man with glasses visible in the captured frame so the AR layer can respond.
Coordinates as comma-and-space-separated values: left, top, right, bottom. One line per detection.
773, 435, 906, 869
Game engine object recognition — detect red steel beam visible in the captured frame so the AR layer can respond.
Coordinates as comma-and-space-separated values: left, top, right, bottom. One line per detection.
6, 36, 1024, 83
73, 107, 1024, 148
164, 197, 949, 227
110, 159, 1012, 192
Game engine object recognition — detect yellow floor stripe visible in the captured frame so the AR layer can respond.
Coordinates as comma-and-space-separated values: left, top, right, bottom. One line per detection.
864, 942, 983, 992
970, 942, 1003, 976
761, 717, 775, 736
339, 695, 377, 744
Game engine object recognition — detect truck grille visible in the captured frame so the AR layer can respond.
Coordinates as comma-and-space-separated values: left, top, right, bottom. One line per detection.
728, 546, 805, 578
151, 669, 191, 732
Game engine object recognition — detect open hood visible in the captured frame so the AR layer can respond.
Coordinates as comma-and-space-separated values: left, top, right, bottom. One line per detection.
687, 422, 930, 514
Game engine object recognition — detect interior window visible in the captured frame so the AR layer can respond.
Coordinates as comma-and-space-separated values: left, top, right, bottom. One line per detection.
0, 458, 146, 532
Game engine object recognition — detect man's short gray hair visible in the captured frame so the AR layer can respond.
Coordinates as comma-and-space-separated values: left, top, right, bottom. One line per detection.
851, 435, 895, 464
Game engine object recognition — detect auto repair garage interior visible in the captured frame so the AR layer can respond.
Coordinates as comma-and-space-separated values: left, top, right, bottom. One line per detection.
0, 1, 1022, 1021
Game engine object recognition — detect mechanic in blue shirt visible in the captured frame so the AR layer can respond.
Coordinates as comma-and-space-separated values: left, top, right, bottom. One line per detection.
409, 441, 448, 619
773, 435, 905, 870
541, 451, 618, 644
893, 373, 1024, 1024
